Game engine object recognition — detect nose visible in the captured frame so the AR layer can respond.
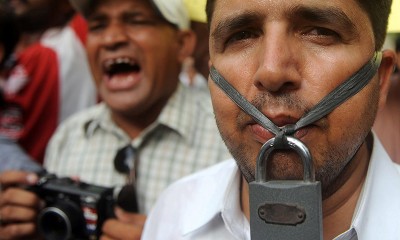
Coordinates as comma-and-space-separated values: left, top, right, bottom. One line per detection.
101, 22, 129, 51
253, 27, 302, 93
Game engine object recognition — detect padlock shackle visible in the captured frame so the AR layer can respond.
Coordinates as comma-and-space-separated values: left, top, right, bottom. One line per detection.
255, 136, 315, 182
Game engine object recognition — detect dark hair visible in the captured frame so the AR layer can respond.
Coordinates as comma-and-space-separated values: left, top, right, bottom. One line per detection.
206, 0, 392, 50
0, 3, 19, 68
355, 0, 392, 50
396, 36, 400, 53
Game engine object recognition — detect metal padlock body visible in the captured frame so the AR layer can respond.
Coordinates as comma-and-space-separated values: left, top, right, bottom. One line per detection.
249, 136, 323, 240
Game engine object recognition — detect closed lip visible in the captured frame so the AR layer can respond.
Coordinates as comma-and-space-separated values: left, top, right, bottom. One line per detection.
247, 113, 310, 143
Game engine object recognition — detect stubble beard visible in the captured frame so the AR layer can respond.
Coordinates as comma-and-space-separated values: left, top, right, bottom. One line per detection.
215, 87, 378, 198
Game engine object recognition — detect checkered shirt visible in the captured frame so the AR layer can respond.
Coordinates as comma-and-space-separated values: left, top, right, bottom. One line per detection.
44, 84, 231, 214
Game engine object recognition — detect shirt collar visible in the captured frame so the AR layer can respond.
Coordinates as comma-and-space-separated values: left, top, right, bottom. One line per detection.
83, 103, 129, 141
348, 133, 400, 239
221, 170, 251, 239
181, 160, 246, 236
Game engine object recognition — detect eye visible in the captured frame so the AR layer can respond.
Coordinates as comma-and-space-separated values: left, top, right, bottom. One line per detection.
87, 18, 108, 33
125, 18, 156, 26
123, 13, 163, 27
301, 27, 341, 45
308, 27, 339, 37
88, 22, 106, 32
226, 30, 260, 46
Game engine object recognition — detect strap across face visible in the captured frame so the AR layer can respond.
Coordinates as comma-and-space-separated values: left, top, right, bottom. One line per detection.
209, 52, 382, 149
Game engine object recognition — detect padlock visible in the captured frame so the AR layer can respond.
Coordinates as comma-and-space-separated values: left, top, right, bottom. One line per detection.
249, 136, 323, 240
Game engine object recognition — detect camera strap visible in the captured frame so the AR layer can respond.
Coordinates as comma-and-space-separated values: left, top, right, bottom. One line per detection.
209, 51, 382, 146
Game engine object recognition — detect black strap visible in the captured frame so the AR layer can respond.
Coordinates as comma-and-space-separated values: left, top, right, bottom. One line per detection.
209, 52, 382, 145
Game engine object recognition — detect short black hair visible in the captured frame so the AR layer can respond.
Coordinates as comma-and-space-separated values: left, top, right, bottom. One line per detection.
395, 36, 400, 53
0, 3, 19, 68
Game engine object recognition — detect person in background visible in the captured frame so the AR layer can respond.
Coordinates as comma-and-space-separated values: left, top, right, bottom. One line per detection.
179, 0, 209, 91
373, 36, 400, 164
0, 2, 19, 77
0, 0, 96, 167
142, 0, 400, 239
0, 2, 43, 172
1, 1, 43, 172
0, 0, 231, 239
179, 56, 208, 91
0, 1, 19, 106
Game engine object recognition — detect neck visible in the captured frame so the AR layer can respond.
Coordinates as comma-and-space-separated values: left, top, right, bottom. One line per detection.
110, 99, 168, 140
321, 140, 370, 239
241, 138, 372, 239
15, 32, 44, 53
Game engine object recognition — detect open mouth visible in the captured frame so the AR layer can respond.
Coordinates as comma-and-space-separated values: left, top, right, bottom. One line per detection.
102, 57, 142, 90
103, 57, 141, 77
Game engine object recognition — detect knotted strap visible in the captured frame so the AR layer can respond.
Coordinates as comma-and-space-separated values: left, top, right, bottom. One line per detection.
209, 52, 382, 148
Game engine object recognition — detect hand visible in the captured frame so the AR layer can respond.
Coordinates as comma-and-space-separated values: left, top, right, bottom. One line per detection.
0, 171, 43, 240
100, 207, 146, 240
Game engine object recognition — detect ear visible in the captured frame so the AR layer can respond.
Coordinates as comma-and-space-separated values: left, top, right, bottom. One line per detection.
377, 49, 396, 110
176, 30, 196, 63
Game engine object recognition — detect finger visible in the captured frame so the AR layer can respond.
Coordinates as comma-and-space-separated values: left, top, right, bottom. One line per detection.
70, 176, 80, 182
102, 219, 142, 240
0, 171, 38, 188
99, 234, 115, 240
0, 205, 37, 223
0, 222, 37, 240
114, 207, 146, 226
0, 188, 42, 208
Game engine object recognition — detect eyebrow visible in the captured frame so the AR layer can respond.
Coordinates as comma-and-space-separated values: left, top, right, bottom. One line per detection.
211, 11, 263, 43
211, 5, 358, 37
288, 5, 357, 33
87, 11, 108, 23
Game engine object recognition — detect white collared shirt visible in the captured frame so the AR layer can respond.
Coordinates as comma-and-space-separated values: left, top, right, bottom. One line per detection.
142, 134, 400, 240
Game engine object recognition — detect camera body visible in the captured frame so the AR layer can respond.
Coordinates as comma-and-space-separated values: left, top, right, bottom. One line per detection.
29, 173, 115, 240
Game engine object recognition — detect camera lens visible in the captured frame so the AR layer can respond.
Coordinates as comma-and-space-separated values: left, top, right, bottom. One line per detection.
38, 201, 86, 240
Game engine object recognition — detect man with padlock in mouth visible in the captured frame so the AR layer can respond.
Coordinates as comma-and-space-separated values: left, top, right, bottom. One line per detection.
143, 0, 400, 239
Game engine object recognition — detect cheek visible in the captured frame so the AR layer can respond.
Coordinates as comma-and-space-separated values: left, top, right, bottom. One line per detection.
210, 81, 240, 136
86, 44, 101, 82
210, 79, 240, 117
316, 80, 379, 163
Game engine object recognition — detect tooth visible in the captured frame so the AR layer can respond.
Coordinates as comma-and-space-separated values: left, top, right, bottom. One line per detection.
104, 59, 114, 70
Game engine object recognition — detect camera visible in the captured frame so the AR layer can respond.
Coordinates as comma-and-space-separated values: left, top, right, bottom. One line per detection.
28, 173, 117, 240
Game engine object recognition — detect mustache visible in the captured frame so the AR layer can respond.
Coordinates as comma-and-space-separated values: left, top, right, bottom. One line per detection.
238, 92, 314, 124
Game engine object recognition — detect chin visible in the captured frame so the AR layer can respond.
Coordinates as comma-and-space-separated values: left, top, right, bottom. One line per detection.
264, 151, 305, 180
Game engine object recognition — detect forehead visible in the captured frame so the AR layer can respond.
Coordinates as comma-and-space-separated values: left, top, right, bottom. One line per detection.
89, 0, 155, 17
27, 0, 54, 5
11, 0, 55, 9
210, 0, 369, 29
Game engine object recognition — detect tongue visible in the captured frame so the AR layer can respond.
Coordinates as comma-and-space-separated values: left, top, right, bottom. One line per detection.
105, 73, 139, 90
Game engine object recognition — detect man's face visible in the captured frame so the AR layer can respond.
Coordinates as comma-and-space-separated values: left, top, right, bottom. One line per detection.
209, 0, 381, 190
86, 0, 184, 118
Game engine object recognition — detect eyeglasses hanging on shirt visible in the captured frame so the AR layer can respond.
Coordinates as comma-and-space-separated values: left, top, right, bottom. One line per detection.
113, 144, 139, 212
